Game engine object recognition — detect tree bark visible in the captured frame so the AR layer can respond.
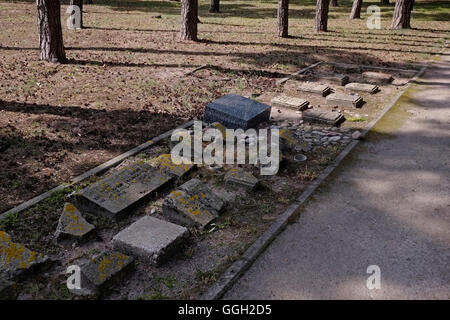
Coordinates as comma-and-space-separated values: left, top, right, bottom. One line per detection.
390, 0, 413, 29
70, 0, 83, 29
277, 0, 289, 37
180, 0, 198, 41
314, 0, 330, 32
85, 0, 93, 4
330, 0, 338, 7
209, 0, 220, 13
381, 0, 389, 5
37, 0, 66, 63
350, 0, 363, 19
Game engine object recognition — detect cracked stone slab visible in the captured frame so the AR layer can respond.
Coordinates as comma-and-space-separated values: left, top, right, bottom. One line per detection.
178, 178, 226, 212
270, 95, 309, 111
153, 154, 194, 178
55, 203, 95, 242
224, 168, 259, 189
362, 71, 393, 84
79, 162, 172, 219
302, 109, 345, 125
326, 93, 364, 108
297, 82, 332, 96
112, 216, 189, 266
71, 250, 134, 296
279, 129, 312, 153
163, 189, 218, 229
0, 231, 49, 280
345, 82, 379, 94
317, 73, 349, 86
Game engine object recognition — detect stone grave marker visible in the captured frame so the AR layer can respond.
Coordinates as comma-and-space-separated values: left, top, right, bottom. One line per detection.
362, 71, 393, 84
317, 73, 349, 86
112, 216, 189, 266
55, 203, 95, 243
345, 82, 379, 94
204, 94, 271, 129
79, 162, 172, 219
178, 178, 225, 212
224, 168, 258, 189
270, 95, 309, 111
302, 109, 345, 125
153, 154, 194, 178
326, 93, 364, 108
70, 250, 134, 296
297, 82, 332, 96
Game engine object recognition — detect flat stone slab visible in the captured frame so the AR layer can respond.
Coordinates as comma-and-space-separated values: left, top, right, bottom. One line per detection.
0, 231, 48, 280
297, 82, 332, 96
112, 216, 189, 266
204, 94, 271, 129
224, 168, 258, 189
362, 71, 393, 84
163, 189, 218, 229
179, 179, 226, 212
345, 82, 379, 94
79, 162, 172, 219
279, 129, 312, 153
71, 250, 134, 296
302, 109, 345, 125
270, 95, 309, 111
317, 73, 349, 86
153, 154, 194, 178
55, 203, 95, 242
326, 93, 364, 108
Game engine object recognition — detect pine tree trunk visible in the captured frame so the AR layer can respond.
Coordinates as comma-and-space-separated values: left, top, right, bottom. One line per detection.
37, 0, 66, 63
70, 0, 83, 29
85, 0, 93, 4
180, 0, 198, 41
381, 0, 389, 5
277, 0, 289, 37
314, 0, 330, 32
330, 0, 338, 7
209, 0, 220, 13
350, 0, 363, 19
391, 0, 413, 29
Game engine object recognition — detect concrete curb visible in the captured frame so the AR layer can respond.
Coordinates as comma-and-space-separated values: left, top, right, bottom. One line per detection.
200, 65, 428, 300
0, 120, 195, 220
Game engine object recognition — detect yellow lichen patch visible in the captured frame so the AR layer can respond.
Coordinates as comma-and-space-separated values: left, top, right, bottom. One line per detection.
0, 231, 41, 270
64, 203, 77, 214
97, 256, 112, 282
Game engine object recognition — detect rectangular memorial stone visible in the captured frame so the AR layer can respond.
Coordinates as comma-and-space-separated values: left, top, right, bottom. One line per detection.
345, 82, 379, 94
362, 71, 393, 84
224, 168, 258, 189
112, 216, 189, 266
79, 162, 172, 219
270, 95, 309, 111
297, 82, 332, 96
153, 154, 194, 178
204, 94, 271, 129
178, 178, 225, 212
302, 109, 345, 125
326, 93, 364, 108
317, 73, 349, 86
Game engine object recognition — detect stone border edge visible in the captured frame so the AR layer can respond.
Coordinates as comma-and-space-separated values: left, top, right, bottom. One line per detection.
200, 65, 428, 300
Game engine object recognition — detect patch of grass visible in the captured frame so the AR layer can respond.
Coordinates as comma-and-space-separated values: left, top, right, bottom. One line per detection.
346, 116, 368, 122
195, 269, 218, 286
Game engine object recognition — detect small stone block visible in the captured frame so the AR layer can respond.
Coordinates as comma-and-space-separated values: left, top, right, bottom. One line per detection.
71, 251, 134, 296
317, 73, 349, 86
153, 154, 194, 178
55, 203, 95, 242
345, 82, 379, 94
0, 231, 48, 280
326, 93, 364, 108
79, 162, 172, 218
112, 216, 189, 266
270, 95, 309, 111
178, 178, 226, 212
204, 94, 271, 129
224, 168, 258, 189
297, 82, 332, 96
302, 109, 345, 125
362, 71, 393, 84
163, 190, 218, 229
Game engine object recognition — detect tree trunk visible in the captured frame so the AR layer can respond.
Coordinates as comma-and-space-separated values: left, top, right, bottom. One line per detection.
85, 0, 93, 4
37, 0, 66, 63
390, 0, 413, 29
330, 0, 338, 7
70, 0, 83, 29
350, 0, 363, 19
209, 0, 220, 13
381, 0, 389, 5
180, 0, 198, 41
314, 0, 330, 32
277, 0, 289, 37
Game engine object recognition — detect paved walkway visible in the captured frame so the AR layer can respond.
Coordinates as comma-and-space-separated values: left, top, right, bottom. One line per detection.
224, 53, 450, 299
